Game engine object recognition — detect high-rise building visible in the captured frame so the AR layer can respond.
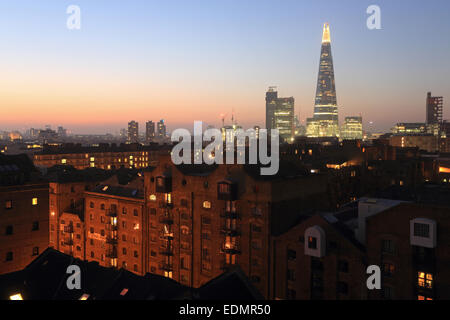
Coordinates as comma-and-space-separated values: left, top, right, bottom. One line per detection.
265, 87, 295, 143
128, 121, 139, 143
307, 23, 339, 138
341, 116, 363, 140
157, 120, 166, 138
426, 92, 443, 125
146, 121, 156, 143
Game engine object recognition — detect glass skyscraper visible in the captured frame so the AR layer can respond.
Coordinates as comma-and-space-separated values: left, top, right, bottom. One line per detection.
307, 23, 339, 138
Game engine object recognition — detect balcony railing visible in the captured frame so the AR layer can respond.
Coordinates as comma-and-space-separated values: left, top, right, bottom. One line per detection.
158, 201, 173, 209
221, 243, 240, 254
63, 238, 73, 246
220, 210, 240, 219
159, 262, 173, 271
64, 225, 74, 233
105, 224, 118, 231
159, 247, 174, 256
221, 226, 241, 237
159, 214, 174, 225
106, 250, 118, 258
105, 209, 118, 217
106, 236, 118, 245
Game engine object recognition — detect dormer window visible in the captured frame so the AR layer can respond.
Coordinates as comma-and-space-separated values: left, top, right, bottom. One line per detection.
217, 181, 238, 201
410, 218, 436, 248
304, 226, 326, 258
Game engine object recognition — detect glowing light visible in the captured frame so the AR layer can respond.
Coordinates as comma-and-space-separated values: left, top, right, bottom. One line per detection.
79, 294, 90, 300
9, 293, 23, 300
439, 167, 450, 173
322, 23, 331, 43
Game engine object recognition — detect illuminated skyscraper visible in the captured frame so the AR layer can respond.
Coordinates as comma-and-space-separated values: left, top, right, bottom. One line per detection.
265, 87, 295, 143
341, 116, 363, 140
127, 121, 139, 143
307, 23, 339, 138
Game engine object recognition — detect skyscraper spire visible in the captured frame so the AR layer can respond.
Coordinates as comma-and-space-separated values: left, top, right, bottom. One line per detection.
322, 23, 331, 43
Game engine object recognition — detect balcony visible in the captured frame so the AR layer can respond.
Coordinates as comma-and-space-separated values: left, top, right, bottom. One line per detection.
158, 201, 173, 209
217, 181, 238, 201
64, 225, 74, 233
159, 247, 174, 256
106, 249, 118, 258
220, 210, 240, 220
221, 226, 241, 237
106, 236, 118, 245
105, 209, 117, 217
105, 224, 118, 232
159, 214, 174, 225
63, 238, 73, 246
159, 262, 173, 271
221, 244, 240, 254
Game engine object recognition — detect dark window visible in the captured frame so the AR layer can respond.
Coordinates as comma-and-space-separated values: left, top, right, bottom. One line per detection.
287, 249, 297, 261
383, 286, 394, 300
90, 202, 94, 208
287, 269, 296, 281
5, 225, 13, 235
382, 239, 396, 254
90, 227, 94, 233
122, 248, 127, 255
180, 199, 188, 207
100, 204, 105, 210
202, 217, 211, 225
134, 264, 138, 272
338, 260, 349, 273
133, 209, 138, 217
6, 252, 13, 261
134, 251, 138, 258
76, 246, 81, 251
149, 208, 156, 215
32, 221, 39, 231
308, 236, 317, 249
100, 229, 105, 236
414, 223, 430, 238
122, 207, 127, 215
32, 247, 39, 256
337, 282, 348, 295
90, 251, 94, 258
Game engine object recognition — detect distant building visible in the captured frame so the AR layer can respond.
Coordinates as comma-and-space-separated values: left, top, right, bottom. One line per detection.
157, 120, 166, 138
265, 87, 295, 143
392, 123, 427, 135
341, 116, 363, 140
127, 121, 139, 144
426, 92, 443, 125
146, 121, 155, 143
389, 135, 439, 153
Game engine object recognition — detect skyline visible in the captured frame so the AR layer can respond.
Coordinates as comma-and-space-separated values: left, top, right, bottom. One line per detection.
1, 0, 450, 134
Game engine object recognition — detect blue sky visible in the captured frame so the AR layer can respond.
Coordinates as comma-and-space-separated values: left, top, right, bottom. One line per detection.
0, 0, 449, 133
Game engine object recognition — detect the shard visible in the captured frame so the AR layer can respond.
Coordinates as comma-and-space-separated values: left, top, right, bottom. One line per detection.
307, 23, 339, 138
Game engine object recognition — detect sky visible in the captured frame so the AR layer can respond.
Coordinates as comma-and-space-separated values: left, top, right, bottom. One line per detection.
0, 0, 449, 134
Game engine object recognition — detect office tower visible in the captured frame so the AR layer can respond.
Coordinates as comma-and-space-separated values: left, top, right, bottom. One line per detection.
146, 121, 156, 143
128, 121, 139, 143
157, 120, 166, 138
426, 92, 443, 125
57, 126, 67, 138
341, 116, 363, 140
265, 87, 295, 143
307, 23, 339, 138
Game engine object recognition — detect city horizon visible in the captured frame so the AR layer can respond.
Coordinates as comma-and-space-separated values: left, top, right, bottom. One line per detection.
1, 0, 449, 135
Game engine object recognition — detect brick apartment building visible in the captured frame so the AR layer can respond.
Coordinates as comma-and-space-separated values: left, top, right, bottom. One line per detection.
142, 155, 332, 297
33, 143, 171, 170
271, 210, 366, 300
366, 200, 450, 300
84, 175, 146, 275
0, 154, 49, 274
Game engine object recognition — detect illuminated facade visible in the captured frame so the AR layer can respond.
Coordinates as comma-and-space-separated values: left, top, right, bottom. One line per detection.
128, 121, 139, 144
341, 116, 363, 140
307, 23, 339, 138
426, 92, 443, 125
265, 87, 295, 143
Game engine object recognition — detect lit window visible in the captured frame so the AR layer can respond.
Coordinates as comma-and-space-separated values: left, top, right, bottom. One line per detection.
120, 288, 129, 296
418, 272, 433, 289
308, 236, 317, 249
9, 293, 23, 300
149, 194, 156, 201
203, 201, 211, 209
32, 198, 38, 206
61, 159, 67, 164
79, 294, 90, 300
